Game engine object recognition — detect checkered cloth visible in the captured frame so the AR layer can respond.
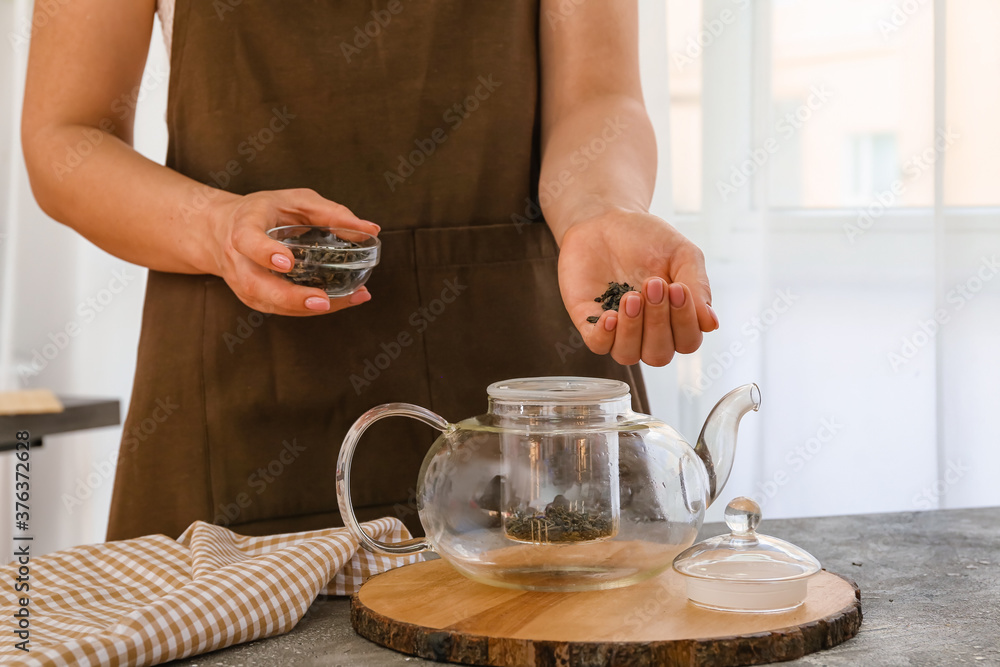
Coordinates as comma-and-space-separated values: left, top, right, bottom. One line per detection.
1, 518, 419, 666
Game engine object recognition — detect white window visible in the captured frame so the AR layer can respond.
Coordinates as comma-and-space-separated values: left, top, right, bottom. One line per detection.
641, 0, 1000, 521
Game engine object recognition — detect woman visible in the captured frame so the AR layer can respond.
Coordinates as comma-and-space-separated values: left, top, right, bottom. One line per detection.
22, 0, 717, 540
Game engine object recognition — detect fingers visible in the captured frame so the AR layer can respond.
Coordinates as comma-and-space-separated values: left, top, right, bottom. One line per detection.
668, 282, 703, 354
584, 279, 706, 365
230, 256, 372, 317
280, 188, 381, 235
305, 288, 372, 314
231, 221, 297, 274
583, 310, 618, 356
671, 244, 718, 332
217, 189, 382, 316
640, 277, 675, 367
244, 283, 371, 317
231, 188, 381, 275
610, 291, 643, 365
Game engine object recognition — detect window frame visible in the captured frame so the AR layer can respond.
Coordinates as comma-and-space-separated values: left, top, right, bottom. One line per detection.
674, 0, 1000, 232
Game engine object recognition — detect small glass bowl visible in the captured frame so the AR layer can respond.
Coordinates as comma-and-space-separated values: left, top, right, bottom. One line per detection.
266, 225, 380, 298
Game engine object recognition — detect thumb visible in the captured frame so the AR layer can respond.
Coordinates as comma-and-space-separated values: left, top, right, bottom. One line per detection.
280, 188, 381, 235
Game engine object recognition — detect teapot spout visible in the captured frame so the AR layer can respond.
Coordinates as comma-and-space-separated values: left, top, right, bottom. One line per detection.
695, 383, 761, 506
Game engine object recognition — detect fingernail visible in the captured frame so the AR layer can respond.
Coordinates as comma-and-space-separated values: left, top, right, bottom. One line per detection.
668, 283, 685, 308
707, 303, 720, 329
624, 294, 641, 318
363, 220, 381, 232
604, 312, 618, 331
348, 290, 371, 305
305, 296, 330, 311
271, 253, 292, 271
646, 278, 665, 305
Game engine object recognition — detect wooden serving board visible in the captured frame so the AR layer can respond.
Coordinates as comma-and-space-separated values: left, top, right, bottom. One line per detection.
352, 559, 861, 667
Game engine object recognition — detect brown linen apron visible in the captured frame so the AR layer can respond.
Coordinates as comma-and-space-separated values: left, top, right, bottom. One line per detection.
107, 0, 648, 540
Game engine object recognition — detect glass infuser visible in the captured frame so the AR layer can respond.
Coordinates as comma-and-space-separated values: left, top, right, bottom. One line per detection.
494, 378, 622, 545
336, 377, 761, 592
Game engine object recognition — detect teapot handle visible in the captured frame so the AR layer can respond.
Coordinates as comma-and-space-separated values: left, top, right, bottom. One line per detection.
336, 402, 450, 555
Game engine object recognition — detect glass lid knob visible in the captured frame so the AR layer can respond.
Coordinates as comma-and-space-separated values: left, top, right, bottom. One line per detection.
724, 496, 761, 536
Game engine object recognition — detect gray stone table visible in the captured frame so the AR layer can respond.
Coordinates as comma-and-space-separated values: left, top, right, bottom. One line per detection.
170, 507, 1000, 666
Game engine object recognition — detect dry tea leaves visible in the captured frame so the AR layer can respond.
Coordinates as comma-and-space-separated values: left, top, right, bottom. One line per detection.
281, 229, 367, 292
586, 281, 638, 324
505, 495, 614, 543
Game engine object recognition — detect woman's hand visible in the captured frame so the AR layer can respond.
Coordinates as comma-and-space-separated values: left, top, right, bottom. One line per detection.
206, 188, 381, 316
538, 0, 715, 366
557, 209, 718, 366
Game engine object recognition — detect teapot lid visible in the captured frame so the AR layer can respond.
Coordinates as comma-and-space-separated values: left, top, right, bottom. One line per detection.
487, 377, 629, 403
673, 497, 820, 583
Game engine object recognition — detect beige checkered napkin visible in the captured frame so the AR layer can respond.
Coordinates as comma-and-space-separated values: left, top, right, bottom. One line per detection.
1, 518, 419, 666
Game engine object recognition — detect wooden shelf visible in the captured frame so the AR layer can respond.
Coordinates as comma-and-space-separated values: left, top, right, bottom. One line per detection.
0, 396, 120, 451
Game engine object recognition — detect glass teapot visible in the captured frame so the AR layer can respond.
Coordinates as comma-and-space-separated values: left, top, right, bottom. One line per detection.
336, 377, 760, 592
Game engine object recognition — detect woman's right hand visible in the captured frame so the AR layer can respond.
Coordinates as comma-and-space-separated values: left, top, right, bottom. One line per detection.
206, 188, 381, 316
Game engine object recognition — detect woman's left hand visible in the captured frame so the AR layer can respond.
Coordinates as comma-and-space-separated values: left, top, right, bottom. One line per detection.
557, 209, 719, 367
